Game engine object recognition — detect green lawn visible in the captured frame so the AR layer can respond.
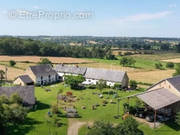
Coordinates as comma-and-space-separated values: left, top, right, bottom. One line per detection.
84, 56, 167, 70
6, 83, 180, 135
8, 84, 68, 135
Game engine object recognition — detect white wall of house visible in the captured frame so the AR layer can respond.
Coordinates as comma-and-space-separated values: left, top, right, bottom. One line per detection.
57, 71, 128, 87
58, 72, 79, 81
82, 78, 116, 87
82, 78, 98, 85
36, 74, 58, 85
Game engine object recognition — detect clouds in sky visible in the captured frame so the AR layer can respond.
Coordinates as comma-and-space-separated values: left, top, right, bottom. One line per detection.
117, 11, 173, 23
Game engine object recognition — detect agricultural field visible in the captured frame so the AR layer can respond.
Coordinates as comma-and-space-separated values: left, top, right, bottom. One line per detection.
0, 53, 178, 83
0, 56, 91, 64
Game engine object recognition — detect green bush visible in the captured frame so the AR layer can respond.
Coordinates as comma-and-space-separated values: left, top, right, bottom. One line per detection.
166, 62, 174, 69
120, 57, 136, 67
129, 80, 138, 89
155, 62, 164, 70
9, 60, 16, 67
51, 103, 59, 114
64, 75, 85, 89
113, 83, 122, 90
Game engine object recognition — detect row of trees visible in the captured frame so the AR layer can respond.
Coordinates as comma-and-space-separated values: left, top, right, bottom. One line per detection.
0, 37, 114, 59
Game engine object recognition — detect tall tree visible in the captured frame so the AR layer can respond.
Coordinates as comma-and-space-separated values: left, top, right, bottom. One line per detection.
0, 94, 27, 135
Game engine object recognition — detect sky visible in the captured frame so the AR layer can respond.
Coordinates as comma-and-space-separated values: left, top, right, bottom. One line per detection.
0, 0, 180, 37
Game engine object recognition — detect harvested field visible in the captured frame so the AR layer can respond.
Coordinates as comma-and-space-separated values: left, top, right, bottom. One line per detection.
0, 65, 24, 81
0, 61, 36, 70
0, 56, 92, 64
162, 58, 180, 63
128, 69, 175, 84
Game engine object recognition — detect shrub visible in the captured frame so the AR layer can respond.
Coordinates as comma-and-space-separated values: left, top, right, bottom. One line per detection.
39, 58, 52, 65
120, 57, 136, 67
52, 115, 61, 127
166, 62, 174, 69
9, 60, 16, 67
155, 62, 164, 70
51, 103, 59, 114
88, 84, 96, 89
113, 83, 122, 90
130, 80, 138, 89
64, 75, 85, 89
123, 103, 130, 113
96, 79, 107, 92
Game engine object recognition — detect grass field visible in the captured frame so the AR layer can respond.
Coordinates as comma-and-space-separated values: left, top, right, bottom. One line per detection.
7, 83, 142, 135
4, 83, 180, 135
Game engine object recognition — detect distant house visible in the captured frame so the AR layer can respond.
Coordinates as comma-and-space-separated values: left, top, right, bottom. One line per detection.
83, 68, 129, 87
26, 64, 60, 85
0, 86, 35, 107
14, 75, 34, 86
55, 64, 129, 87
54, 64, 87, 80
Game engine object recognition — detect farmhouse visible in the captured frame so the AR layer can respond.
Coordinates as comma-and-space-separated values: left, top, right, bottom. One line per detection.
14, 75, 34, 86
55, 64, 87, 80
0, 86, 35, 107
26, 64, 60, 85
84, 68, 129, 87
55, 64, 129, 87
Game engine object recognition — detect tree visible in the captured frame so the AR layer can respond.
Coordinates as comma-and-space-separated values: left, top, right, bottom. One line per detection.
87, 121, 114, 135
115, 116, 143, 135
129, 80, 138, 90
166, 62, 174, 69
87, 117, 143, 135
155, 62, 163, 70
96, 79, 107, 93
173, 63, 180, 76
39, 58, 52, 66
0, 70, 5, 83
64, 75, 85, 89
0, 94, 27, 135
9, 60, 16, 67
120, 57, 136, 67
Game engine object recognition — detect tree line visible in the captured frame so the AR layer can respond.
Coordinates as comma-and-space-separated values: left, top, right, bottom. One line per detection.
0, 37, 113, 59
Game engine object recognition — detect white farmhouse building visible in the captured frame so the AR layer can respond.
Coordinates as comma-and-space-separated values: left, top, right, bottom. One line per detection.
55, 64, 129, 88
26, 64, 60, 85
54, 64, 87, 80
83, 68, 129, 87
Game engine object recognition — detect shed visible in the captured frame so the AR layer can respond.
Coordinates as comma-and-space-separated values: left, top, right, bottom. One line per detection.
14, 75, 34, 86
137, 88, 180, 110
